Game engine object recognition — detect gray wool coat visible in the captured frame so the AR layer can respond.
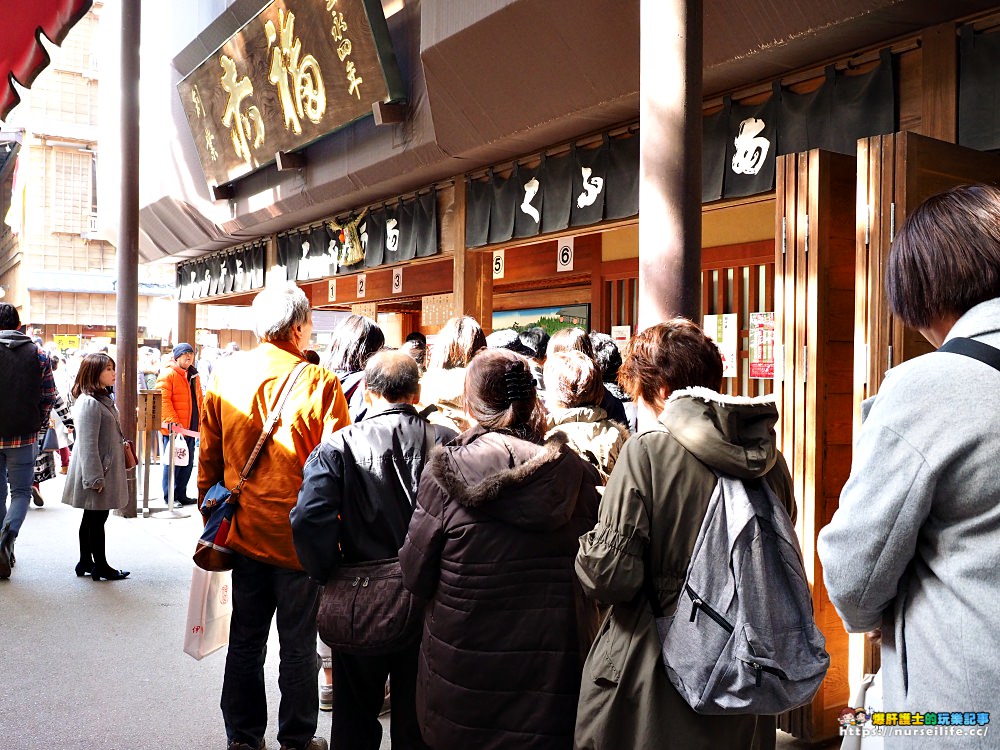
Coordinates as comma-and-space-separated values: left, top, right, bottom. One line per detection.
61, 393, 128, 511
818, 298, 1000, 749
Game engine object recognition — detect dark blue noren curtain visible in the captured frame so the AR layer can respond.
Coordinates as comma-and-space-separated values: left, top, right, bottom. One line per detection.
488, 169, 518, 245
570, 143, 609, 227
380, 202, 406, 263
207, 256, 222, 296
776, 80, 831, 156
254, 243, 266, 288
223, 252, 237, 294
703, 101, 730, 202
825, 49, 895, 155
197, 260, 210, 298
396, 200, 418, 261
723, 95, 777, 199
960, 26, 1000, 151
513, 163, 543, 239
277, 233, 300, 283
415, 189, 437, 258
541, 151, 573, 234
305, 225, 334, 280
364, 206, 387, 268
605, 134, 639, 220
465, 178, 492, 248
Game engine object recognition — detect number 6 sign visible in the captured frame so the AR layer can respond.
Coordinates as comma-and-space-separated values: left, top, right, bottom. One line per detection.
557, 237, 574, 272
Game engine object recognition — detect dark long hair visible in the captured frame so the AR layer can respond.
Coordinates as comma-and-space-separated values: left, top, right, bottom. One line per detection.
428, 316, 487, 370
464, 349, 546, 442
324, 315, 384, 374
71, 353, 115, 400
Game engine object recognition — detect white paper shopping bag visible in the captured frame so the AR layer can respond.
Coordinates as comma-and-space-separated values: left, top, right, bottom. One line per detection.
183, 567, 233, 660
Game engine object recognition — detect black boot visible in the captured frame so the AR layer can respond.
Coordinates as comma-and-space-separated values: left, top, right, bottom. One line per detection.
0, 531, 13, 579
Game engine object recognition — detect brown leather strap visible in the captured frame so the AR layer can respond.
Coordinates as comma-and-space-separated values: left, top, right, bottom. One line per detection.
231, 361, 310, 496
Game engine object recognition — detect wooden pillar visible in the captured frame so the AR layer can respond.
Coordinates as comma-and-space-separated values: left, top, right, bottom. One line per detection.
638, 0, 702, 330
920, 23, 958, 143
177, 302, 197, 351
115, 0, 141, 517
450, 183, 492, 332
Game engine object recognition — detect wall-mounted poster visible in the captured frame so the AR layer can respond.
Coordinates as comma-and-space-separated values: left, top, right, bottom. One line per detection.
749, 311, 775, 379
492, 304, 589, 336
703, 313, 738, 379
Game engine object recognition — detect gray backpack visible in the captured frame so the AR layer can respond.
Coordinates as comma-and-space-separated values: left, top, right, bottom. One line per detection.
647, 473, 829, 715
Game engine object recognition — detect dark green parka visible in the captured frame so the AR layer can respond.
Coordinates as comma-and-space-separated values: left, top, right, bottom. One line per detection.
574, 387, 795, 750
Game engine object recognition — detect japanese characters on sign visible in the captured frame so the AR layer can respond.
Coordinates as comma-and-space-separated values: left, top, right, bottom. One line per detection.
703, 314, 739, 379
178, 0, 404, 187
749, 311, 775, 379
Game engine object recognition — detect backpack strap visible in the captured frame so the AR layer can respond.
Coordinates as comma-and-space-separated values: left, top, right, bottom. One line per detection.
938, 337, 1000, 374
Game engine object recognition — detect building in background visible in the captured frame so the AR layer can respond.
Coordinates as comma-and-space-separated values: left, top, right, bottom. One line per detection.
0, 1, 175, 352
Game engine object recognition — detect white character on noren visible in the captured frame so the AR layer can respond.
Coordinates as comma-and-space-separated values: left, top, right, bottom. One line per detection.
731, 117, 770, 175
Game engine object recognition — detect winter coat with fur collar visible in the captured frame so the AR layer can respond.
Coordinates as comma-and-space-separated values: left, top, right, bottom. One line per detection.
400, 426, 602, 750
574, 388, 795, 750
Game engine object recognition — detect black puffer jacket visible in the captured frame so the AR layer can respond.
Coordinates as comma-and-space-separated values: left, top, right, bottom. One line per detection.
291, 404, 434, 581
400, 427, 602, 750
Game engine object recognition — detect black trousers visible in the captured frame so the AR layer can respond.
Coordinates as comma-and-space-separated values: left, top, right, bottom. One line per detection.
330, 643, 428, 750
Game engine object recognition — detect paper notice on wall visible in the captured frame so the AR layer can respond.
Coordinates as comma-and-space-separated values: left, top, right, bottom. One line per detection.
749, 311, 775, 379
610, 325, 631, 345
703, 313, 738, 379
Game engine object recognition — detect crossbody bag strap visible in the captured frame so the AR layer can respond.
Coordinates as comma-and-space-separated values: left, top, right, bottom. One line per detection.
232, 361, 309, 496
938, 337, 1000, 374
98, 397, 128, 443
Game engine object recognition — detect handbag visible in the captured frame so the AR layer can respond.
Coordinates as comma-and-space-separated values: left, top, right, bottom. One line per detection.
317, 557, 425, 655
123, 439, 138, 470
193, 361, 309, 572
41, 427, 60, 452
99, 400, 138, 471
183, 567, 233, 660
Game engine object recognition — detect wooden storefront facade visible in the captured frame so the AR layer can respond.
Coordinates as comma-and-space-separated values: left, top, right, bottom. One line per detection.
162, 3, 1000, 743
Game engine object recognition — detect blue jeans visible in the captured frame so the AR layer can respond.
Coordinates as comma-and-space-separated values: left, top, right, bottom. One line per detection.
222, 553, 321, 749
161, 434, 195, 503
0, 443, 38, 539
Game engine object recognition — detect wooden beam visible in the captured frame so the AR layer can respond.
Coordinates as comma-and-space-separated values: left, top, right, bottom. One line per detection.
450, 184, 493, 332
920, 23, 958, 143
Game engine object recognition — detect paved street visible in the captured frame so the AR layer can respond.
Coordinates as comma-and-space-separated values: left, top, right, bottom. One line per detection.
0, 467, 390, 750
1, 466, 821, 750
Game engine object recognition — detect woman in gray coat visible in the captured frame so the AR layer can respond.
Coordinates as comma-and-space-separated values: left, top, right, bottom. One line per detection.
61, 353, 129, 581
818, 184, 1000, 748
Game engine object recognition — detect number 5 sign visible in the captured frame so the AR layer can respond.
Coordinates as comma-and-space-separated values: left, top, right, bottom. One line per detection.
557, 237, 574, 272
493, 250, 505, 280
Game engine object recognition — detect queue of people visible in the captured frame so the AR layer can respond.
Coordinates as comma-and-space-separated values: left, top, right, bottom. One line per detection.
2, 182, 998, 749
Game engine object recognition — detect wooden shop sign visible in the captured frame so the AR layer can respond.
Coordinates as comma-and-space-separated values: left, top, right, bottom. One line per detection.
177, 0, 404, 187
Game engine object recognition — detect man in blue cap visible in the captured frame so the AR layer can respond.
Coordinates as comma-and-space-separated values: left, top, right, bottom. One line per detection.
155, 342, 201, 506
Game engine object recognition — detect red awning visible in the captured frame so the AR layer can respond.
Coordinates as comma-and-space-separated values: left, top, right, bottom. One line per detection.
0, 0, 92, 121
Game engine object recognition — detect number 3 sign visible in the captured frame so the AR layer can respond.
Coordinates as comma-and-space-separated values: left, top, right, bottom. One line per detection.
392, 267, 403, 294
557, 237, 574, 272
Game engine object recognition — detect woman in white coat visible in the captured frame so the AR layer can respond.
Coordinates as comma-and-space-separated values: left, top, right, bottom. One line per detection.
61, 353, 129, 581
818, 184, 1000, 748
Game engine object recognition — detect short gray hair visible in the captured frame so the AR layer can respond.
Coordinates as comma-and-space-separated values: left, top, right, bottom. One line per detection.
251, 282, 311, 342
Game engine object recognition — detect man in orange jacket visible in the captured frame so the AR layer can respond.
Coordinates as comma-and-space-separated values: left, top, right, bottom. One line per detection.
155, 342, 200, 506
199, 282, 350, 750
